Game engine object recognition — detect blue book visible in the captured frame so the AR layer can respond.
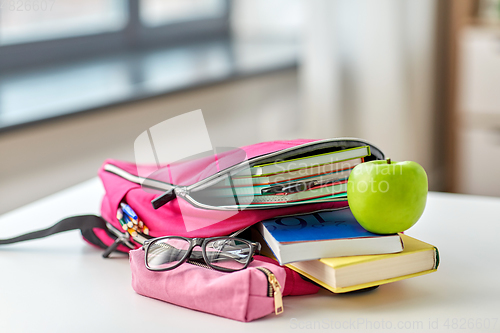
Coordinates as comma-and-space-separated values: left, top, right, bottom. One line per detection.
257, 208, 403, 264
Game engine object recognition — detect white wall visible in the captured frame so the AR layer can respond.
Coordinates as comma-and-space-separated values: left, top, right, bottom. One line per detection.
232, 0, 440, 184
231, 0, 303, 41
300, 0, 438, 180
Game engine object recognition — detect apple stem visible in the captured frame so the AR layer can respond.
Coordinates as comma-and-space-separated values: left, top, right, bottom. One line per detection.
387, 158, 391, 164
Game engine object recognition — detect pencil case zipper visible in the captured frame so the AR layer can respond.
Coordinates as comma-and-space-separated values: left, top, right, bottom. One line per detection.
104, 138, 382, 211
184, 260, 283, 315
256, 267, 284, 315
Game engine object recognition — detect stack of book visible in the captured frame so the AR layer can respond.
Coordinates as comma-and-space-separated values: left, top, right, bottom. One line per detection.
252, 208, 439, 293
207, 145, 371, 205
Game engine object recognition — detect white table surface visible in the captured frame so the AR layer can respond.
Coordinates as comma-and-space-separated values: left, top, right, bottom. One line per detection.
1, 178, 499, 333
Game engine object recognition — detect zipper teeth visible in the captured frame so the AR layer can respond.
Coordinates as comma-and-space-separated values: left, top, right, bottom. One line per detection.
187, 260, 213, 270
104, 222, 135, 249
104, 163, 348, 212
183, 139, 377, 210
184, 195, 347, 211
103, 164, 174, 192
185, 137, 382, 191
184, 263, 275, 298
271, 206, 348, 219
256, 267, 274, 297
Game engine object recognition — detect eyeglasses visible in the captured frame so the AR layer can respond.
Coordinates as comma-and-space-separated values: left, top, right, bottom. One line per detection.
143, 236, 261, 272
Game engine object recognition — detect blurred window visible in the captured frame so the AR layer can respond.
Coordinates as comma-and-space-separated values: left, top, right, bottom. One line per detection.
0, 0, 230, 70
141, 0, 226, 27
0, 0, 127, 45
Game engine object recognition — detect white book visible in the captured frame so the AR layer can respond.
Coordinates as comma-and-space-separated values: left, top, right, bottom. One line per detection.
251, 146, 370, 177
210, 168, 352, 196
251, 182, 348, 204
230, 158, 362, 186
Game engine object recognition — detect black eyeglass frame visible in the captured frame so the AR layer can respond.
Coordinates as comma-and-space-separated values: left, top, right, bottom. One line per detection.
143, 236, 261, 273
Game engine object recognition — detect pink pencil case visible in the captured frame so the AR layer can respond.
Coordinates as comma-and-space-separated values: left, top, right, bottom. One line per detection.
130, 249, 291, 322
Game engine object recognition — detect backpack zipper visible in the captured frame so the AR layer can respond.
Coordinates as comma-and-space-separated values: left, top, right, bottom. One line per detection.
256, 267, 284, 315
185, 137, 383, 193
103, 166, 344, 212
104, 138, 378, 211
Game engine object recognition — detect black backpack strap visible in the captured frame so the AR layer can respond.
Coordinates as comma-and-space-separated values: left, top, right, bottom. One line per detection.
0, 215, 129, 258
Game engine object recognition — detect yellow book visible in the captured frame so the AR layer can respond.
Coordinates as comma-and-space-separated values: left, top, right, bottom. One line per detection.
285, 234, 439, 293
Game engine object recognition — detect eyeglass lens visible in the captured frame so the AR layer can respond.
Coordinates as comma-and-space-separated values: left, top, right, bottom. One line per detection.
146, 237, 253, 271
146, 237, 191, 270
204, 238, 252, 270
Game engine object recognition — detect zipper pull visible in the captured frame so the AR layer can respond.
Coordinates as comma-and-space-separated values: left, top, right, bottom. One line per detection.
268, 273, 284, 315
151, 188, 176, 209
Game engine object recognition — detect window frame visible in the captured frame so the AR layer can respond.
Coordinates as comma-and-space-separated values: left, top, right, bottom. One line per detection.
0, 0, 231, 72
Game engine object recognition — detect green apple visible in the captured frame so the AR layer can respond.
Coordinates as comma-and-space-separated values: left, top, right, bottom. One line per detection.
347, 159, 428, 234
